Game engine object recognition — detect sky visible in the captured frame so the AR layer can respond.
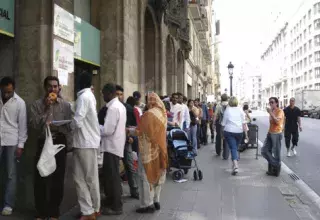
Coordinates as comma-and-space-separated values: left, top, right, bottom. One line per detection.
213, 0, 304, 91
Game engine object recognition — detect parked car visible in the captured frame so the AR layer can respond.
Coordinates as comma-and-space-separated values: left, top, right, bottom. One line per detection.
309, 106, 320, 119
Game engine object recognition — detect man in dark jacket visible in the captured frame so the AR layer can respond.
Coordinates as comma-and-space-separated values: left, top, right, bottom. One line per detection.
116, 85, 139, 199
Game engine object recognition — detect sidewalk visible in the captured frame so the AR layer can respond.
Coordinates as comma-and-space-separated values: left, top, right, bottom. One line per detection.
62, 143, 320, 220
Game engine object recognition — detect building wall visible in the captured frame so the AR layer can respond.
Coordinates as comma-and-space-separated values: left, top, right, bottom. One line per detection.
0, 0, 195, 214
261, 0, 320, 107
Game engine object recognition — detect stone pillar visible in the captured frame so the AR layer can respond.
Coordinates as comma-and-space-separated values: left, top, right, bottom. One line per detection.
100, 0, 124, 96
13, 0, 54, 211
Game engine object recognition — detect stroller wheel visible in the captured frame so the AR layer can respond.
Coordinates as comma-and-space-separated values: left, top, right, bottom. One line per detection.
193, 170, 198, 181
183, 169, 189, 175
198, 170, 203, 180
173, 170, 183, 181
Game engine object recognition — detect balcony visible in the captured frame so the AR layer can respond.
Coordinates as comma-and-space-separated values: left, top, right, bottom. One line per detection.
201, 7, 208, 31
189, 0, 202, 19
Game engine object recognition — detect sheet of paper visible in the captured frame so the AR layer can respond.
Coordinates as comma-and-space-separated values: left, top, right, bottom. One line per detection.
51, 120, 72, 126
174, 179, 188, 183
58, 69, 68, 86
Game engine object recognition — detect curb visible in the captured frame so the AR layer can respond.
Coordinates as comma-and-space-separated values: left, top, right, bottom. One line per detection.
258, 140, 320, 211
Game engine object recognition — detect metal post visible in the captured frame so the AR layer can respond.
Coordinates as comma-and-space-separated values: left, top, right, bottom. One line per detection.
230, 76, 233, 96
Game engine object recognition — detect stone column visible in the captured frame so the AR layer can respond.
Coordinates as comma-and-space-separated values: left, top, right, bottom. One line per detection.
14, 0, 54, 211
100, 0, 124, 94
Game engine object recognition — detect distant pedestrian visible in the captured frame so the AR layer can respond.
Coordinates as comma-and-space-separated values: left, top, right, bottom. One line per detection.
261, 97, 285, 177
208, 103, 215, 143
200, 101, 209, 145
133, 91, 145, 113
177, 93, 190, 131
194, 99, 202, 148
214, 94, 229, 158
71, 72, 101, 219
221, 97, 247, 175
188, 100, 198, 155
136, 92, 167, 213
0, 77, 27, 216
284, 98, 302, 157
169, 93, 183, 128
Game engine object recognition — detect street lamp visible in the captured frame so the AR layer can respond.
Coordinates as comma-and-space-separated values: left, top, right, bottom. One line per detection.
227, 62, 234, 96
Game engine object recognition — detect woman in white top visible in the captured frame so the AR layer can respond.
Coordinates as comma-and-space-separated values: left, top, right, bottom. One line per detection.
221, 97, 248, 175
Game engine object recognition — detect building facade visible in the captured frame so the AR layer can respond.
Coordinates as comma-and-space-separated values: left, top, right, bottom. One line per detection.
261, 0, 320, 107
186, 0, 214, 101
234, 65, 262, 108
0, 0, 214, 214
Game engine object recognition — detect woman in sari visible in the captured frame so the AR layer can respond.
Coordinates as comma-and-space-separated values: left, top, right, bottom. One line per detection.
136, 92, 168, 213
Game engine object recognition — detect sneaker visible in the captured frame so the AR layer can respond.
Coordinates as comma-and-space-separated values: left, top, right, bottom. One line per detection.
292, 147, 297, 156
287, 150, 292, 157
1, 206, 13, 216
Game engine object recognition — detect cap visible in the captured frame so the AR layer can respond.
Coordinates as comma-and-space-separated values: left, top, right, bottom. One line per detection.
133, 91, 141, 99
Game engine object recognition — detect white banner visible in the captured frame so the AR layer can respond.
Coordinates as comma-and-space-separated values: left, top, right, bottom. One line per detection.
53, 4, 74, 42
53, 38, 74, 73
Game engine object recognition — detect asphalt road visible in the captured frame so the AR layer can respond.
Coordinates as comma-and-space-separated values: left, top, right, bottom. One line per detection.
252, 111, 320, 196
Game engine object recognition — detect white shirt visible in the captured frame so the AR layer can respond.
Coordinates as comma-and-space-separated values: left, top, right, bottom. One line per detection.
100, 97, 127, 158
182, 103, 191, 129
221, 106, 245, 133
0, 93, 27, 148
71, 88, 101, 149
170, 103, 183, 127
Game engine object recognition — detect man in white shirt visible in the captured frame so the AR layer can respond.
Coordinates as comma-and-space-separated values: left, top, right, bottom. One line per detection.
169, 93, 183, 128
100, 83, 127, 215
0, 77, 27, 216
71, 72, 101, 219
177, 93, 191, 131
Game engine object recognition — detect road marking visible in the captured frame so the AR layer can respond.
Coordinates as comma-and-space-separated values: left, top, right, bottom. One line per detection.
258, 140, 320, 211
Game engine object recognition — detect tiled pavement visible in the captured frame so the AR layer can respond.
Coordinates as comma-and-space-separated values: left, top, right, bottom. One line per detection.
60, 143, 320, 220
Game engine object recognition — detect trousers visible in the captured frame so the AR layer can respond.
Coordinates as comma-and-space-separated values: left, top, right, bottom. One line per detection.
138, 157, 166, 208
122, 144, 139, 196
103, 152, 123, 211
73, 148, 100, 215
261, 133, 282, 166
0, 146, 18, 208
284, 129, 299, 149
34, 136, 67, 218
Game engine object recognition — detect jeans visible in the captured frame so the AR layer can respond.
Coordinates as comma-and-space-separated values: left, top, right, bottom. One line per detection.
123, 144, 139, 196
209, 120, 214, 141
261, 133, 282, 166
188, 125, 198, 154
200, 120, 208, 144
0, 146, 17, 208
284, 129, 299, 149
223, 131, 243, 161
197, 124, 201, 148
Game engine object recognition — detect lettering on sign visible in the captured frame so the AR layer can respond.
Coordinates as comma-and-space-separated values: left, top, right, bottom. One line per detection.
0, 8, 10, 20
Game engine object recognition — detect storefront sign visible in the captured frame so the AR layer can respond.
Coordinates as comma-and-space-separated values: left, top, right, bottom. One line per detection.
53, 38, 74, 73
0, 0, 15, 37
74, 16, 100, 66
54, 4, 74, 42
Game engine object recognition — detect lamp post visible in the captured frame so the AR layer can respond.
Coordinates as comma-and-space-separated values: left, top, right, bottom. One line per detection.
227, 62, 234, 97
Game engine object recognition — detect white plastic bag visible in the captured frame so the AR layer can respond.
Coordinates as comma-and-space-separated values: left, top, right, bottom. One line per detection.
37, 126, 65, 177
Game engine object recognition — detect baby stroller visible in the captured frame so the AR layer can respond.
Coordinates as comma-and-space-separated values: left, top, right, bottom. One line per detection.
167, 127, 203, 181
